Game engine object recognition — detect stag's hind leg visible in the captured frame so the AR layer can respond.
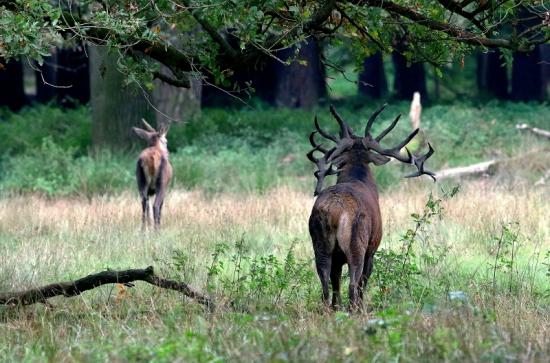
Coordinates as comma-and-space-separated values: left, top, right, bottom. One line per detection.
330, 250, 346, 309
359, 252, 375, 301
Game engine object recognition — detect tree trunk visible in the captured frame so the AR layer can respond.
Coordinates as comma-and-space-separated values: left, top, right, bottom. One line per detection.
0, 58, 27, 111
152, 70, 202, 124
201, 39, 326, 109
358, 52, 387, 99
270, 39, 326, 108
391, 49, 427, 101
90, 46, 154, 149
35, 45, 90, 107
477, 50, 508, 99
511, 46, 545, 101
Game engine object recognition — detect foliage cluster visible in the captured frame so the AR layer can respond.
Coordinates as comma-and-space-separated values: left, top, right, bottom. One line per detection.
0, 101, 548, 196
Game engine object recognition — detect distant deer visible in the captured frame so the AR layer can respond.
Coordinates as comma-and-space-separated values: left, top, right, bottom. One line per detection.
132, 119, 172, 229
307, 105, 435, 310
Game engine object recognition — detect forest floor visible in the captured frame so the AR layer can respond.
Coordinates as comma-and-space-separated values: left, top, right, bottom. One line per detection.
0, 102, 549, 362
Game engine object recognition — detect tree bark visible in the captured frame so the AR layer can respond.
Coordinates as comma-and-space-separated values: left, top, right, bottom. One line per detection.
477, 50, 508, 99
0, 58, 27, 111
511, 46, 545, 101
270, 39, 327, 108
36, 45, 90, 107
201, 39, 326, 109
152, 70, 202, 124
391, 38, 427, 101
0, 266, 213, 309
358, 52, 388, 99
90, 46, 154, 149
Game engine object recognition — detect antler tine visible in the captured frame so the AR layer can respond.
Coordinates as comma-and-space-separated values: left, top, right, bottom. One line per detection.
375, 114, 402, 142
364, 103, 387, 136
141, 118, 156, 132
404, 143, 437, 182
314, 116, 338, 143
309, 131, 328, 153
329, 105, 352, 139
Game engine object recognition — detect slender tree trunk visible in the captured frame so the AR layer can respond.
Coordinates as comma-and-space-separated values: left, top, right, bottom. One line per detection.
391, 37, 427, 101
89, 46, 154, 149
270, 39, 326, 108
201, 39, 326, 109
477, 50, 508, 99
0, 58, 27, 111
511, 46, 545, 101
358, 52, 387, 99
35, 45, 90, 107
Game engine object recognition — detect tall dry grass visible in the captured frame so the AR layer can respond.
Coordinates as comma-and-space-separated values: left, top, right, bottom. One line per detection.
0, 179, 548, 362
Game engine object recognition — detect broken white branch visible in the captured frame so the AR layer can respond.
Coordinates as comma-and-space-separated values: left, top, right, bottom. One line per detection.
516, 124, 550, 139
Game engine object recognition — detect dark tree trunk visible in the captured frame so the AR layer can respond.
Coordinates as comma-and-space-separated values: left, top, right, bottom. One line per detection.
476, 50, 508, 99
202, 39, 326, 109
510, 6, 546, 102
36, 45, 90, 107
511, 46, 545, 101
0, 58, 27, 111
89, 46, 154, 149
391, 51, 427, 101
358, 52, 387, 99
269, 40, 326, 108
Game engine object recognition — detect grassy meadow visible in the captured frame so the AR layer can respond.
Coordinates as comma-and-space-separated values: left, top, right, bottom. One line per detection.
0, 101, 549, 362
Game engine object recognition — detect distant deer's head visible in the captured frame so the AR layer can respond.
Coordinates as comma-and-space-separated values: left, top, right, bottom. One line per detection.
133, 119, 169, 152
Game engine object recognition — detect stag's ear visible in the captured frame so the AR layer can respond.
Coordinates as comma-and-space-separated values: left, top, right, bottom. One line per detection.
132, 127, 152, 140
369, 152, 391, 166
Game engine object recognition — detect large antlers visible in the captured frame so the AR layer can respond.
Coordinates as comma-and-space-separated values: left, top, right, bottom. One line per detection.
307, 105, 436, 196
362, 107, 436, 181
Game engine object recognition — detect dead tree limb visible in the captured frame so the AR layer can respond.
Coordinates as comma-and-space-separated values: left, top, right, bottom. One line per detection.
516, 124, 550, 139
435, 159, 499, 180
0, 266, 213, 309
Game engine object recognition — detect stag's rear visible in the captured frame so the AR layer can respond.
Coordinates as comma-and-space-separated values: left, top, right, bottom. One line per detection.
307, 105, 435, 310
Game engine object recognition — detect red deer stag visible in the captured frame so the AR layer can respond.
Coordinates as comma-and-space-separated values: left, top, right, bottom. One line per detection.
307, 104, 435, 309
133, 119, 172, 229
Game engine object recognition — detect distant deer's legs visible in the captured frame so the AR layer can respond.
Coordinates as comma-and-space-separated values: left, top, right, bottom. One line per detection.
314, 250, 332, 307
141, 195, 150, 228
153, 191, 166, 228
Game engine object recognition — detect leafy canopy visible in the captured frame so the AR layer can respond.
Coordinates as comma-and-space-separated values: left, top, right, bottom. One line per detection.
0, 0, 548, 88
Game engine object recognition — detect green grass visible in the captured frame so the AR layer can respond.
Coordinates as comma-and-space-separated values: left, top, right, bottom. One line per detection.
1, 101, 548, 196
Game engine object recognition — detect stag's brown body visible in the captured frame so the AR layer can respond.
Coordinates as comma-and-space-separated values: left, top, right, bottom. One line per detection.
308, 105, 435, 309
133, 120, 172, 228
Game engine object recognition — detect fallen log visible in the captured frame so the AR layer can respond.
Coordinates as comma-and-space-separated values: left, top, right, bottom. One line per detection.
0, 266, 213, 309
516, 124, 550, 139
434, 159, 499, 180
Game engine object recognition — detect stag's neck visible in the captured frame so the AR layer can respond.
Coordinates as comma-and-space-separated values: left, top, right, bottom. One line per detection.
152, 140, 169, 159
336, 163, 377, 190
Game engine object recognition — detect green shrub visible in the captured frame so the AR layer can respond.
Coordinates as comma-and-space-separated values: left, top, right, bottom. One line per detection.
0, 104, 91, 156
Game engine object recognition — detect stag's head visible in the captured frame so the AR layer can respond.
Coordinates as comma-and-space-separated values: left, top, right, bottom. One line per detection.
132, 119, 169, 151
307, 104, 435, 196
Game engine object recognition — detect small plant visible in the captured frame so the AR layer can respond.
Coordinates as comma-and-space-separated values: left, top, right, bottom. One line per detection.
203, 238, 315, 311
489, 221, 521, 296
373, 185, 460, 304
